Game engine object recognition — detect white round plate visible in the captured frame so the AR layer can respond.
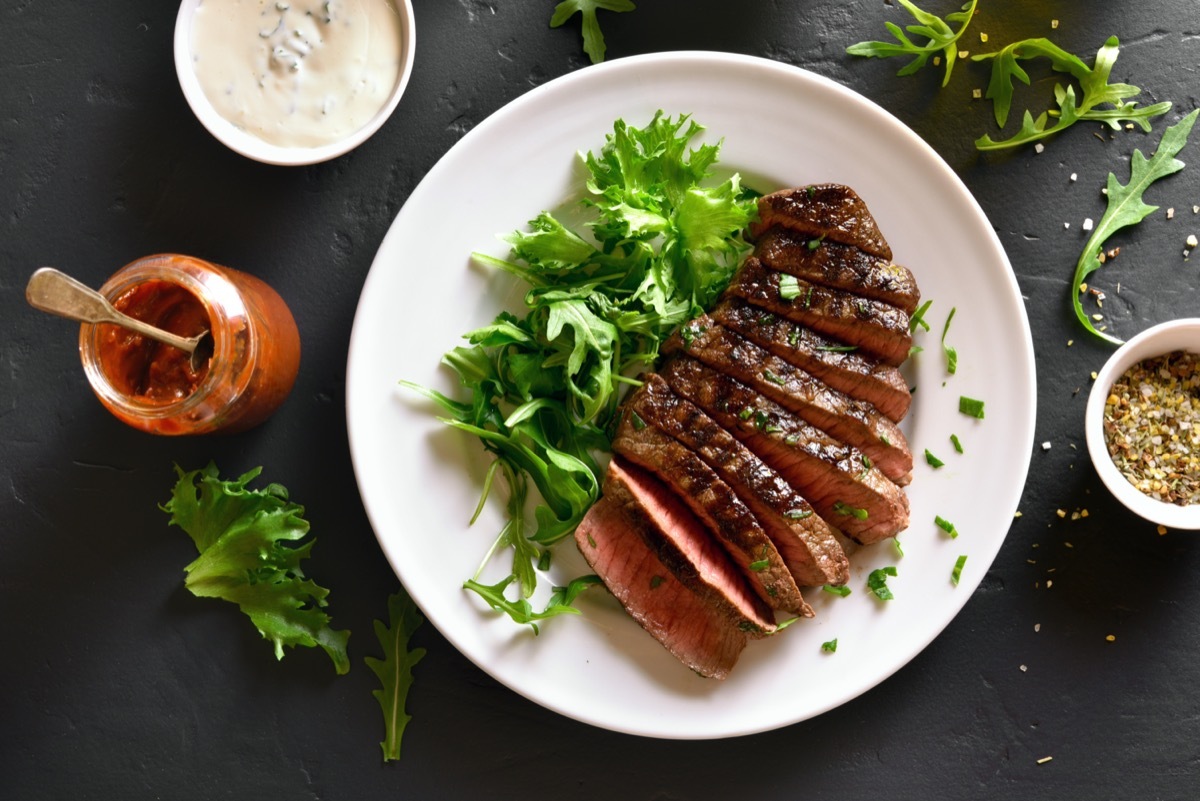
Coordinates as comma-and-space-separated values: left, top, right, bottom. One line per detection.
346, 52, 1036, 739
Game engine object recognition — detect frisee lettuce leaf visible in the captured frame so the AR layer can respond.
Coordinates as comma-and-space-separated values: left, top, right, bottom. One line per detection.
405, 112, 755, 629
365, 588, 426, 762
1071, 109, 1197, 344
549, 0, 635, 64
162, 464, 350, 674
845, 0, 978, 87
972, 36, 1171, 151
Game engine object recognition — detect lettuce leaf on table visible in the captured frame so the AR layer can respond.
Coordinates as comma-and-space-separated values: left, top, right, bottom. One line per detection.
162, 464, 350, 675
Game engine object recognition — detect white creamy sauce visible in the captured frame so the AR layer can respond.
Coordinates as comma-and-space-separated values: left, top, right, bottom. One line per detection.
191, 0, 403, 149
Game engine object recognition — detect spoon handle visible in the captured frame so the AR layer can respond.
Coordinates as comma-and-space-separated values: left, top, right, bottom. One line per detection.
26, 267, 199, 354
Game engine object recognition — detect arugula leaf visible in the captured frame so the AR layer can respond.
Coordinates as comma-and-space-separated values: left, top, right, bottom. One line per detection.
162, 464, 350, 675
463, 575, 594, 634
365, 588, 426, 763
549, 0, 636, 64
973, 37, 1171, 150
1071, 109, 1197, 344
846, 0, 978, 87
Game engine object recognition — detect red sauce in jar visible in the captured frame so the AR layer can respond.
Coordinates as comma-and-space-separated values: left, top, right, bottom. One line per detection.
98, 280, 212, 402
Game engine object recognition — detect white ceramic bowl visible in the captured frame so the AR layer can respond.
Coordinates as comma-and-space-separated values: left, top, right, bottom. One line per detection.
173, 0, 416, 166
1085, 318, 1200, 530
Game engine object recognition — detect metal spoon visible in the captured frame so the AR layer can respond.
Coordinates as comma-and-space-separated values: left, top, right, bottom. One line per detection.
26, 267, 213, 370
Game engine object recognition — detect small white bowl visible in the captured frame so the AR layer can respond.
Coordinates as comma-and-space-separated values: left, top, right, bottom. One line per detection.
173, 0, 416, 166
1085, 318, 1200, 530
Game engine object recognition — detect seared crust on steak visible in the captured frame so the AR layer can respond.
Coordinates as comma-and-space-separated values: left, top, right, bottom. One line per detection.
627, 374, 850, 587
754, 226, 920, 313
711, 297, 912, 422
612, 416, 810, 618
750, 184, 892, 260
725, 258, 912, 366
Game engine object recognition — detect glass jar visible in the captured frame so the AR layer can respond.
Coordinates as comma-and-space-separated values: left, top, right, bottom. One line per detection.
79, 253, 301, 435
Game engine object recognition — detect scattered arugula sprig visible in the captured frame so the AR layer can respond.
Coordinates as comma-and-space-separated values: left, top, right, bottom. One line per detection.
550, 0, 635, 64
162, 464, 350, 675
365, 588, 425, 763
973, 36, 1172, 151
1071, 109, 1197, 344
406, 113, 756, 629
845, 0, 978, 87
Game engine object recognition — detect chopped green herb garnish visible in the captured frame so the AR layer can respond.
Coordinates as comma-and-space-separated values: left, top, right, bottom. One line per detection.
680, 323, 707, 349
821, 638, 838, 653
941, 306, 957, 375
785, 433, 801, 446
816, 344, 859, 353
950, 433, 964, 454
738, 406, 754, 421
787, 328, 800, 347
951, 555, 968, 585
803, 286, 814, 309
785, 508, 813, 520
959, 396, 986, 418
925, 449, 945, 468
650, 575, 665, 589
893, 537, 904, 557
762, 369, 787, 386
935, 515, 959, 538
630, 411, 647, 430
807, 236, 825, 251
832, 501, 869, 520
758, 313, 777, 326
822, 584, 851, 597
778, 274, 801, 300
908, 345, 924, 358
774, 616, 801, 632
867, 566, 898, 601
748, 559, 770, 572
880, 434, 892, 447
909, 299, 933, 332
754, 411, 780, 433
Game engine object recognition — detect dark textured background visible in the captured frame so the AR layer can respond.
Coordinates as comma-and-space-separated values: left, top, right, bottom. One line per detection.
3, 1, 1199, 798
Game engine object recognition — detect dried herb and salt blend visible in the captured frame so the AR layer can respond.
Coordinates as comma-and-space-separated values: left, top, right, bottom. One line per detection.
1103, 351, 1200, 506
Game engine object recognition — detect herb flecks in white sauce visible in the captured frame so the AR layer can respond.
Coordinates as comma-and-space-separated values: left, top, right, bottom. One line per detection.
191, 0, 403, 148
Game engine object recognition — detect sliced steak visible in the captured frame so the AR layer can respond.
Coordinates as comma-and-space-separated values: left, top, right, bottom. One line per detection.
754, 226, 920, 313
662, 319, 913, 484
660, 356, 911, 543
576, 471, 748, 679
750, 184, 892, 260
612, 413, 811, 617
725, 257, 912, 366
626, 375, 849, 587
711, 297, 912, 422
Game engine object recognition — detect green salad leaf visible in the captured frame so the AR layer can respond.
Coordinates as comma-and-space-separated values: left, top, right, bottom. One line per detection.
1071, 109, 1197, 344
162, 464, 350, 675
406, 113, 756, 630
973, 36, 1171, 151
846, 0, 978, 87
549, 0, 635, 64
365, 588, 426, 763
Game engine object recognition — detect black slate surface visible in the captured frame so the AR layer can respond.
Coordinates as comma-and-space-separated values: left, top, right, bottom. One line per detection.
3, 1, 1199, 798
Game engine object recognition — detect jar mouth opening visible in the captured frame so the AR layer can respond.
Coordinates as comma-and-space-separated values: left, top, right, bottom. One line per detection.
79, 257, 253, 420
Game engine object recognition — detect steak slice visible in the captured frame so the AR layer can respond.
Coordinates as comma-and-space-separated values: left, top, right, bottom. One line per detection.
750, 184, 893, 260
725, 257, 913, 366
576, 470, 748, 679
754, 226, 920, 313
711, 297, 912, 422
660, 356, 911, 543
612, 413, 810, 617
663, 318, 913, 484
626, 375, 849, 587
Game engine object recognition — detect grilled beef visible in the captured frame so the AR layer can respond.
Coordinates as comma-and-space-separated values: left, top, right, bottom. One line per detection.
612, 415, 811, 617
663, 318, 913, 484
725, 257, 913, 366
660, 356, 911, 543
754, 226, 920, 313
710, 297, 911, 422
750, 184, 893, 260
576, 464, 749, 679
626, 375, 849, 587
